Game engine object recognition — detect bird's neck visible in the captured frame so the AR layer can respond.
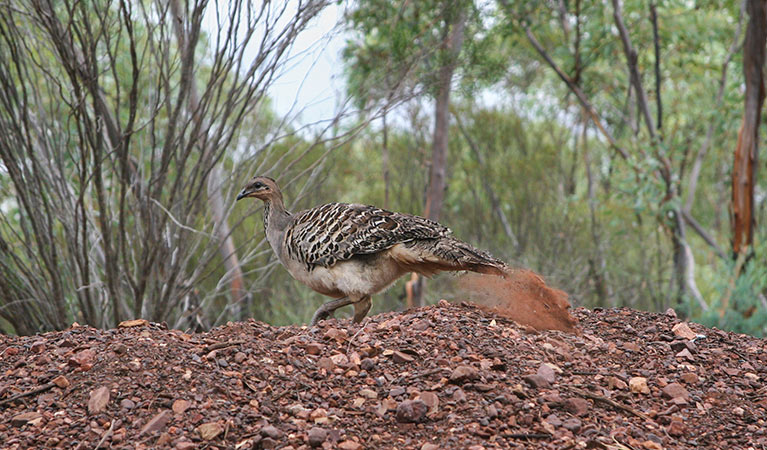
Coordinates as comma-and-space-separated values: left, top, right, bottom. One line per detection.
263, 196, 291, 234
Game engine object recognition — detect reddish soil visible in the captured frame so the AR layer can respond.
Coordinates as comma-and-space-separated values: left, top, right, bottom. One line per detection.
1, 302, 766, 450
456, 270, 578, 334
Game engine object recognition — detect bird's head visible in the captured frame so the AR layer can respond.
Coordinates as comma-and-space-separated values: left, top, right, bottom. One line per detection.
236, 176, 280, 202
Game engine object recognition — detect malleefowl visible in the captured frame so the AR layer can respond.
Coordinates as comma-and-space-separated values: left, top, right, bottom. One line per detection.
236, 176, 507, 325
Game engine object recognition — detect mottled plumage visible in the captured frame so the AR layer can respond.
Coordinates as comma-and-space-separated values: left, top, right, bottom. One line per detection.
237, 176, 507, 325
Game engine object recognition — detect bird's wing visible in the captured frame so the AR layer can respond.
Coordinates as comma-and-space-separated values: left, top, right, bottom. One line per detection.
284, 202, 451, 269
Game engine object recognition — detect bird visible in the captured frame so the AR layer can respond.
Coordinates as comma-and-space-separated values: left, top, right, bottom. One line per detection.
237, 176, 508, 325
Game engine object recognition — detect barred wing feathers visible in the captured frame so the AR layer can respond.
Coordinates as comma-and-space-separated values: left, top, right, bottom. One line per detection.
284, 203, 451, 269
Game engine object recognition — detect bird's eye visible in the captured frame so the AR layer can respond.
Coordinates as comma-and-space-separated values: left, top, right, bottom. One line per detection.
254, 182, 265, 189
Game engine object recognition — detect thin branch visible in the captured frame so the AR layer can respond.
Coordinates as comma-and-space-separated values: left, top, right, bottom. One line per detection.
521, 25, 630, 161
649, 2, 662, 133
680, 210, 728, 260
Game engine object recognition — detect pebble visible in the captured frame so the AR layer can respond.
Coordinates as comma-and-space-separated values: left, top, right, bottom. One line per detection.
261, 424, 283, 439
395, 399, 428, 423
307, 427, 327, 447
449, 365, 479, 384
522, 374, 550, 389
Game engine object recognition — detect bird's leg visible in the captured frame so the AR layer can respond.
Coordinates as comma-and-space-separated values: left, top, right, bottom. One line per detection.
352, 296, 372, 323
311, 296, 354, 325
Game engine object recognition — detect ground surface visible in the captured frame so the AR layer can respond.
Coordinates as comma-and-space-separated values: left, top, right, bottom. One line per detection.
1, 302, 766, 450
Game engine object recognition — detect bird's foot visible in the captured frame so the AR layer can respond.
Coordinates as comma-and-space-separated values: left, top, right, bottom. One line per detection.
310, 297, 355, 326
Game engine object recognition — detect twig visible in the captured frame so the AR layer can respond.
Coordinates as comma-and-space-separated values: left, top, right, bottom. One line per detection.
346, 319, 370, 354
519, 23, 630, 161
0, 382, 55, 407
202, 340, 246, 353
567, 386, 651, 421
506, 433, 551, 439
94, 419, 116, 449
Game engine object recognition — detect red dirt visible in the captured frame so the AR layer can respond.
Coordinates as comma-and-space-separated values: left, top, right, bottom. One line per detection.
456, 269, 578, 334
1, 303, 766, 449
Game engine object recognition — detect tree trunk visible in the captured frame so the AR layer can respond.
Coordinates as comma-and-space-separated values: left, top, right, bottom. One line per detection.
414, 5, 466, 307
424, 7, 466, 222
732, 0, 766, 257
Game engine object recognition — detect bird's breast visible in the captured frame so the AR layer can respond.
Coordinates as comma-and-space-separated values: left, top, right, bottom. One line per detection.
279, 250, 407, 298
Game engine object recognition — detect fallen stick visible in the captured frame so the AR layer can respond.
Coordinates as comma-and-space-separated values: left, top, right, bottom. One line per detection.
0, 382, 55, 407
567, 386, 652, 421
507, 433, 551, 439
202, 340, 246, 353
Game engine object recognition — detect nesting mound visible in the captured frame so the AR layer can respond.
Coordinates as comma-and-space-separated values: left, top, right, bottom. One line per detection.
1, 303, 765, 449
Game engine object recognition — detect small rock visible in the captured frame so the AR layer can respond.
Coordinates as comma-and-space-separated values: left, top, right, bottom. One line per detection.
629, 377, 650, 394
52, 375, 70, 388
172, 399, 190, 414
338, 440, 363, 450
69, 349, 96, 368
395, 399, 428, 423
449, 365, 479, 384
310, 408, 328, 423
418, 391, 439, 414
261, 424, 283, 439
675, 348, 694, 360
120, 399, 135, 410
562, 418, 582, 432
667, 417, 687, 436
330, 353, 348, 366
359, 388, 377, 399
564, 397, 590, 416
486, 404, 498, 419
473, 383, 495, 392
452, 388, 466, 402
672, 322, 696, 340
389, 387, 406, 397
623, 342, 641, 352
118, 318, 149, 327
157, 433, 173, 445
360, 358, 376, 371
536, 364, 556, 384
261, 437, 277, 449
88, 386, 110, 415
522, 374, 550, 389
305, 343, 324, 355
176, 442, 196, 450
30, 340, 46, 353
680, 373, 698, 384
421, 444, 439, 450
113, 343, 128, 354
733, 406, 745, 416
545, 414, 562, 427
665, 308, 677, 318
234, 352, 247, 363
607, 376, 627, 390
307, 427, 327, 447
317, 357, 335, 371
140, 410, 172, 436
643, 440, 664, 450
661, 383, 689, 402
392, 350, 415, 363
11, 411, 42, 427
197, 422, 223, 440
323, 328, 347, 342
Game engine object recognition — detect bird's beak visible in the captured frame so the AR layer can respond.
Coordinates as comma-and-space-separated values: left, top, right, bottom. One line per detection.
236, 188, 251, 201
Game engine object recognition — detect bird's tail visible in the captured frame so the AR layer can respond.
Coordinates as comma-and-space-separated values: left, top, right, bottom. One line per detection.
390, 238, 507, 277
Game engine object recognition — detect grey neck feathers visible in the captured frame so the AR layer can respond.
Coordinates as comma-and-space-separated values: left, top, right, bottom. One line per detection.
263, 195, 291, 233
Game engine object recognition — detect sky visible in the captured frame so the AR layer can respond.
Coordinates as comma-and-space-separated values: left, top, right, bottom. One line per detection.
200, 2, 347, 128
265, 4, 347, 127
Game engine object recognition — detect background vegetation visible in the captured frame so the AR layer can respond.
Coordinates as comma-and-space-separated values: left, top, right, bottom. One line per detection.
1, 0, 766, 336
